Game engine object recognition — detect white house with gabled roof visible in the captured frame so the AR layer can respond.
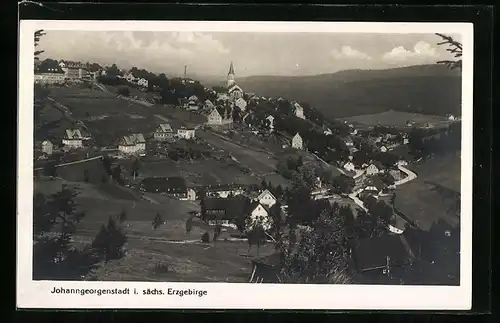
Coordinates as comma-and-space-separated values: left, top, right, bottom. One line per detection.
118, 133, 146, 155
292, 101, 305, 120
42, 140, 53, 155
257, 189, 277, 207
292, 133, 303, 150
62, 129, 84, 148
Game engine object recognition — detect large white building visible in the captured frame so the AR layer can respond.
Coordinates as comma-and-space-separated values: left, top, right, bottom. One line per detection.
257, 189, 277, 207
292, 102, 305, 120
177, 127, 196, 140
118, 133, 146, 155
154, 124, 175, 141
207, 106, 233, 128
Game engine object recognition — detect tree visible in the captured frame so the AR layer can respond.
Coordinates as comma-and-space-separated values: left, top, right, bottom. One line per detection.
261, 179, 268, 190
34, 29, 46, 60
43, 162, 57, 177
131, 158, 140, 180
279, 206, 351, 284
83, 169, 90, 183
274, 184, 284, 199
269, 201, 284, 247
435, 33, 462, 70
201, 231, 210, 243
118, 209, 127, 223
185, 215, 194, 234
247, 224, 267, 256
117, 86, 130, 97
33, 186, 103, 280
213, 225, 222, 243
101, 156, 113, 176
152, 212, 164, 230
331, 175, 355, 194
91, 216, 127, 263
112, 165, 123, 185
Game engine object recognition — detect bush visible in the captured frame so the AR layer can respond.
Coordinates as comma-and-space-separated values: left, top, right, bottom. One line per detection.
117, 86, 130, 97
152, 262, 169, 274
201, 231, 210, 243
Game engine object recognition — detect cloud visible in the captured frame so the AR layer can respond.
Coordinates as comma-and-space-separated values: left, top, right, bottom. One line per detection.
331, 46, 372, 60
382, 41, 439, 62
39, 31, 230, 73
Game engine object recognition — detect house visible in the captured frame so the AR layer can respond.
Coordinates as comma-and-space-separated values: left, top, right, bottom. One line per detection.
177, 127, 196, 140
343, 161, 356, 172
266, 115, 275, 131
62, 129, 84, 149
187, 100, 199, 111
447, 114, 456, 121
228, 84, 244, 100
204, 184, 246, 198
118, 133, 146, 155
257, 189, 277, 207
249, 253, 282, 283
137, 78, 149, 88
248, 201, 271, 230
216, 93, 230, 102
58, 60, 87, 79
349, 235, 411, 277
41, 140, 53, 155
345, 138, 354, 147
203, 196, 249, 227
291, 133, 303, 150
235, 97, 247, 111
380, 146, 388, 153
154, 124, 175, 141
365, 163, 381, 176
207, 106, 233, 128
34, 67, 65, 84
324, 128, 333, 136
405, 120, 415, 127
396, 160, 408, 166
363, 176, 386, 195
188, 95, 199, 102
180, 188, 197, 201
125, 72, 138, 83
204, 99, 214, 110
291, 101, 305, 119
139, 177, 188, 198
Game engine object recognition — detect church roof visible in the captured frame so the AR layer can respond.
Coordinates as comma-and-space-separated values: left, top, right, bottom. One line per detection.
228, 61, 235, 75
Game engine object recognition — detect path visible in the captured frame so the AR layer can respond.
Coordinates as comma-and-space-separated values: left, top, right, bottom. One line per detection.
74, 229, 249, 245
394, 165, 417, 186
47, 97, 92, 136
311, 152, 347, 175
34, 155, 103, 171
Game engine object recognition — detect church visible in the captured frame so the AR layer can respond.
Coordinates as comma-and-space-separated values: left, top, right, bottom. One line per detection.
226, 62, 244, 101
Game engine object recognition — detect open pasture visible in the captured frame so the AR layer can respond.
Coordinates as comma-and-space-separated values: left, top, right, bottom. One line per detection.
394, 152, 461, 232
340, 110, 455, 129
124, 158, 260, 187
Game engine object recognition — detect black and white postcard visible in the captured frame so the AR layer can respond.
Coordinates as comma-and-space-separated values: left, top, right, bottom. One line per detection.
17, 20, 473, 310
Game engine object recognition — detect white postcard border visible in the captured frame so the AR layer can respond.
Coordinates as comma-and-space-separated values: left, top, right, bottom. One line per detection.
17, 20, 473, 310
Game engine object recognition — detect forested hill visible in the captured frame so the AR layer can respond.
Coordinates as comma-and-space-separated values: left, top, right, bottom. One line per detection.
236, 64, 462, 118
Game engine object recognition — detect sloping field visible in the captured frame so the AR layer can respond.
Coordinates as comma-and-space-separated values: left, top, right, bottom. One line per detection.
125, 159, 260, 187
340, 110, 454, 128
395, 152, 461, 231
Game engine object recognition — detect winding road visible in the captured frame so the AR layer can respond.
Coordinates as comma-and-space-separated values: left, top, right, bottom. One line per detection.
347, 164, 418, 234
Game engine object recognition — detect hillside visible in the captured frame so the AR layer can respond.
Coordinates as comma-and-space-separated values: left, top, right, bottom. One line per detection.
235, 64, 462, 118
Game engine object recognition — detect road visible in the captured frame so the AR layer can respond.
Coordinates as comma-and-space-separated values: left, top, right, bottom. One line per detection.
34, 155, 103, 171
394, 165, 417, 186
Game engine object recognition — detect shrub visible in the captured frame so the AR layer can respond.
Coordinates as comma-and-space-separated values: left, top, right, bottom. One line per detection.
201, 231, 210, 243
152, 262, 169, 274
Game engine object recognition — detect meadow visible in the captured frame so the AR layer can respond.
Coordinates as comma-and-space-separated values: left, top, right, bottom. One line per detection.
35, 178, 273, 282
394, 152, 461, 231
339, 110, 455, 129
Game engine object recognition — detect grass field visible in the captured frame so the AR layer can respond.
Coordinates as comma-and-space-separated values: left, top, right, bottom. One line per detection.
197, 130, 277, 175
35, 177, 271, 282
122, 159, 261, 187
340, 110, 456, 129
394, 152, 461, 231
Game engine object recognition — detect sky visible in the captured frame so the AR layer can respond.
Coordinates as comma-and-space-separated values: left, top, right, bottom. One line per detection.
38, 31, 461, 78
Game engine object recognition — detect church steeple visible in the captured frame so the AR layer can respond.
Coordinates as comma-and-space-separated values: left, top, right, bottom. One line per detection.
227, 61, 235, 87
